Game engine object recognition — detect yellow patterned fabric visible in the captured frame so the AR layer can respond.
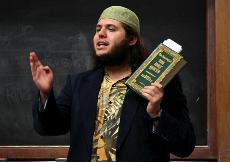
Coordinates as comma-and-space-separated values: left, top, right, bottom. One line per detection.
91, 73, 128, 162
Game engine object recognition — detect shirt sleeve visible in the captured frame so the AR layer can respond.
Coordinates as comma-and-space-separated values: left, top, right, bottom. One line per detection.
150, 109, 162, 133
152, 120, 160, 133
38, 96, 48, 112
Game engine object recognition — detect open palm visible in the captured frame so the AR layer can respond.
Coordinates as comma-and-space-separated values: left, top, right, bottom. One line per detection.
29, 52, 53, 97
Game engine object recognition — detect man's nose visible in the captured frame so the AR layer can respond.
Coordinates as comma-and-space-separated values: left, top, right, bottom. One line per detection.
98, 28, 106, 38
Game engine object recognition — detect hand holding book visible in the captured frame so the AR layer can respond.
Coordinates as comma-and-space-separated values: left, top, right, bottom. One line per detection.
142, 82, 163, 118
125, 39, 187, 97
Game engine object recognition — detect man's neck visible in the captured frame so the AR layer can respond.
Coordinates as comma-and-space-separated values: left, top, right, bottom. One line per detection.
105, 64, 131, 83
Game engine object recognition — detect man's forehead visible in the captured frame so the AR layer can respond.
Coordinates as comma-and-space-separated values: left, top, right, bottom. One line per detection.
96, 18, 123, 27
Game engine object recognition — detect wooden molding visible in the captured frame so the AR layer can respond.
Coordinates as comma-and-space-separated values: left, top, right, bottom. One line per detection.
216, 0, 230, 161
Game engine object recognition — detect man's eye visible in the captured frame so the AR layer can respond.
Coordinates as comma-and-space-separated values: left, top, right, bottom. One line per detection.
108, 27, 116, 31
96, 28, 101, 32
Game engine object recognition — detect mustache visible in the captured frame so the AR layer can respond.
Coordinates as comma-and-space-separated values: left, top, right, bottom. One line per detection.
91, 39, 130, 66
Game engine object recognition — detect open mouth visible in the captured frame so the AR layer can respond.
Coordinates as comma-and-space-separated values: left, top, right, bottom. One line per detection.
97, 41, 109, 48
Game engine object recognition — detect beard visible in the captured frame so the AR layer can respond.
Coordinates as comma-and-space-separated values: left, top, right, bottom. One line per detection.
92, 39, 130, 66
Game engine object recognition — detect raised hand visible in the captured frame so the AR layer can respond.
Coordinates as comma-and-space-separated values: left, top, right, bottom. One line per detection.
29, 52, 53, 100
141, 83, 164, 118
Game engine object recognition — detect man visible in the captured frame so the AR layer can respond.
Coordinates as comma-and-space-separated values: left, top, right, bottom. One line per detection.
30, 6, 195, 162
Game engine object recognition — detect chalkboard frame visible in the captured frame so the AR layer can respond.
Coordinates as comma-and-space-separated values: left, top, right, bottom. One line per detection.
0, 0, 217, 160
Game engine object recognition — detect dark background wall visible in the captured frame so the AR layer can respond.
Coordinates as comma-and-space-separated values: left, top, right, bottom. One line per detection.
0, 0, 206, 146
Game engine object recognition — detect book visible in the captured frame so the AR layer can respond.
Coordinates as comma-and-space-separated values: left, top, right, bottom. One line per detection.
125, 39, 187, 96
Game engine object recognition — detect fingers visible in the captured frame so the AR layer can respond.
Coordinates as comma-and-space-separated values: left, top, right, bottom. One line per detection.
34, 65, 52, 81
142, 83, 163, 94
30, 52, 43, 66
29, 52, 53, 94
29, 51, 43, 77
141, 83, 163, 102
151, 82, 163, 88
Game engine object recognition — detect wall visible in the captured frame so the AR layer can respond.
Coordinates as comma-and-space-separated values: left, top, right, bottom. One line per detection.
216, 0, 230, 161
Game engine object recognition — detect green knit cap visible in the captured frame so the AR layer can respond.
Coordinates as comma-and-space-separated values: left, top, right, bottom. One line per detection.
98, 6, 140, 35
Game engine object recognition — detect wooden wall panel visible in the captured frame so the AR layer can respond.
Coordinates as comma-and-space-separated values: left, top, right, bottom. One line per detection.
216, 0, 230, 161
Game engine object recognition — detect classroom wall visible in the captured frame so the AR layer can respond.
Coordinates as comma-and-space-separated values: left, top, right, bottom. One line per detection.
216, 0, 230, 161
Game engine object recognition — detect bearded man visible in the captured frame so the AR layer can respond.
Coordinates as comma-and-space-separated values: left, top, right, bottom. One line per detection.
30, 6, 195, 162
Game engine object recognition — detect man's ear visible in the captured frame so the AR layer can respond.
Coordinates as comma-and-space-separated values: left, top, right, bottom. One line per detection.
128, 36, 138, 46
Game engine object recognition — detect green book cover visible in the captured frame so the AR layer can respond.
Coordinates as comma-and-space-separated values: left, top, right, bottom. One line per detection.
125, 42, 187, 96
